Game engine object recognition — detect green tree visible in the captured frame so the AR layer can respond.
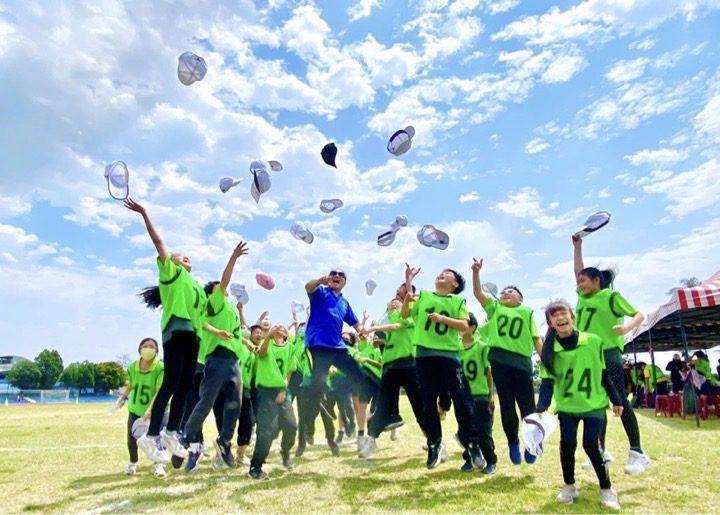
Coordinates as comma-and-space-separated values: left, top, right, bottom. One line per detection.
94, 362, 126, 393
7, 361, 42, 390
60, 361, 96, 394
34, 349, 64, 389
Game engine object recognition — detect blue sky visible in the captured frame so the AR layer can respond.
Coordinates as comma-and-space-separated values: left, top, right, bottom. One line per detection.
1, 0, 720, 364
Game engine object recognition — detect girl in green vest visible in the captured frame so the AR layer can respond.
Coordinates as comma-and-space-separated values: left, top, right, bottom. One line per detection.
572, 236, 649, 475
124, 199, 207, 465
538, 300, 624, 510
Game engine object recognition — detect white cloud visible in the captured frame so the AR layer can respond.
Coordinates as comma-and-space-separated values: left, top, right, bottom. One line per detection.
622, 197, 637, 204
541, 53, 587, 83
624, 148, 689, 167
54, 255, 75, 266
641, 158, 720, 216
630, 37, 656, 51
348, 0, 381, 22
492, 187, 583, 230
525, 138, 549, 154
694, 94, 720, 143
485, 0, 520, 15
459, 191, 480, 203
598, 187, 610, 198
0, 192, 32, 219
605, 57, 649, 83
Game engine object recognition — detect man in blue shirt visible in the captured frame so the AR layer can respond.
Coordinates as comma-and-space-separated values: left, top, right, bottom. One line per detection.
296, 269, 367, 457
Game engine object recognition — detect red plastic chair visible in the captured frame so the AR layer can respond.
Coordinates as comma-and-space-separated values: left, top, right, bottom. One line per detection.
655, 395, 669, 416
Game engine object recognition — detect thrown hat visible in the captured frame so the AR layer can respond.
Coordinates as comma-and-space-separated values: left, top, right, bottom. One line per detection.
230, 283, 249, 305
377, 230, 396, 247
104, 161, 130, 200
219, 176, 242, 194
573, 211, 611, 239
417, 224, 449, 250
521, 412, 557, 458
249, 161, 271, 203
320, 198, 344, 214
291, 301, 305, 314
387, 126, 415, 156
390, 214, 408, 232
177, 52, 207, 86
482, 281, 498, 299
256, 273, 275, 290
268, 160, 283, 172
131, 418, 149, 440
290, 221, 314, 244
321, 142, 338, 168
365, 279, 377, 296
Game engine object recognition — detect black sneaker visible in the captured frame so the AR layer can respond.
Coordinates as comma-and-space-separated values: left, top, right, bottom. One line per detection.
427, 442, 444, 469
306, 435, 314, 446
295, 441, 306, 458
468, 443, 486, 470
248, 466, 269, 480
382, 415, 405, 433
171, 454, 185, 469
214, 438, 236, 468
281, 450, 293, 470
329, 440, 341, 457
335, 430, 344, 445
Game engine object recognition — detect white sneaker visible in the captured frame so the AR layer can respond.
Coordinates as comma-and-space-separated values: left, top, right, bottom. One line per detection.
624, 449, 650, 475
357, 435, 368, 455
440, 445, 449, 463
201, 443, 211, 458
137, 434, 170, 465
359, 437, 377, 459
582, 449, 614, 469
210, 456, 226, 471
600, 488, 621, 510
556, 484, 579, 505
390, 428, 399, 441
161, 429, 187, 458
124, 462, 138, 475
151, 463, 167, 478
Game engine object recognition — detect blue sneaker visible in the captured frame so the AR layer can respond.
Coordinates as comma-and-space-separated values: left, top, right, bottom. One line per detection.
185, 444, 203, 473
524, 449, 537, 464
460, 460, 474, 472
482, 463, 497, 474
509, 442, 522, 465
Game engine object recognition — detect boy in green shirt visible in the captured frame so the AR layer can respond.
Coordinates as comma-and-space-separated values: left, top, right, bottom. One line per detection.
472, 257, 541, 465
401, 264, 485, 471
458, 314, 497, 474
249, 325, 298, 480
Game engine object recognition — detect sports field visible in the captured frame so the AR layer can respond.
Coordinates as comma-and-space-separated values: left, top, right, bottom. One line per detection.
2, 401, 718, 513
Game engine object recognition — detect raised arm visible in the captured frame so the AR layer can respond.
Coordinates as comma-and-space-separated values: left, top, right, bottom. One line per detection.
123, 199, 169, 263
305, 275, 329, 294
572, 236, 584, 284
368, 322, 403, 333
404, 263, 421, 296
237, 302, 248, 329
400, 292, 413, 319
220, 241, 249, 293
614, 312, 645, 336
471, 257, 489, 307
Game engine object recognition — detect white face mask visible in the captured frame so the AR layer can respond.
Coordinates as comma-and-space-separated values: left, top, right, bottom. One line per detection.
140, 347, 157, 361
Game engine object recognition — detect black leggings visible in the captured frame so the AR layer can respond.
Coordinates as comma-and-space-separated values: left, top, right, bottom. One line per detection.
127, 413, 141, 462
490, 360, 535, 445
148, 330, 199, 436
559, 412, 611, 489
602, 360, 641, 449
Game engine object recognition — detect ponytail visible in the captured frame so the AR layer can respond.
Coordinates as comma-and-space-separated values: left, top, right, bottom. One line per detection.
139, 286, 162, 309
579, 267, 615, 289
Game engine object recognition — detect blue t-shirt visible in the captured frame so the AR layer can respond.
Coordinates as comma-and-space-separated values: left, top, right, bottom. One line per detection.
306, 285, 358, 350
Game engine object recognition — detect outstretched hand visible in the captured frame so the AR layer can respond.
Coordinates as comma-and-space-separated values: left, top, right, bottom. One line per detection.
471, 258, 483, 273
405, 263, 421, 282
232, 241, 249, 258
123, 198, 146, 215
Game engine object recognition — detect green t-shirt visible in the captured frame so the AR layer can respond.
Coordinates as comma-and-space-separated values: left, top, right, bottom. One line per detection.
644, 364, 669, 392
458, 341, 491, 396
289, 334, 311, 377
255, 339, 295, 388
236, 341, 255, 391
549, 332, 609, 414
383, 310, 416, 364
576, 288, 637, 353
357, 340, 382, 379
199, 288, 241, 361
156, 256, 207, 339
126, 359, 164, 417
694, 357, 719, 385
410, 290, 468, 353
483, 298, 539, 358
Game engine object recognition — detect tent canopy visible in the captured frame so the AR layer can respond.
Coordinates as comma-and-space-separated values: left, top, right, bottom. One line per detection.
624, 271, 720, 353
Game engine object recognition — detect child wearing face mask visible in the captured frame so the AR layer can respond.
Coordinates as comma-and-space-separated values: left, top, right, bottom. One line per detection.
118, 337, 165, 477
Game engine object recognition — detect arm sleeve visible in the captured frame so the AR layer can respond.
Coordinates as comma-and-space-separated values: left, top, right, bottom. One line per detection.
529, 310, 539, 338
610, 291, 638, 317
536, 379, 554, 412
156, 255, 178, 281
602, 369, 624, 406
482, 297, 497, 318
457, 300, 469, 321
344, 303, 359, 326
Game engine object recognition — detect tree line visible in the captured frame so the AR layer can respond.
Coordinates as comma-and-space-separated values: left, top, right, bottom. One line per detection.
5, 349, 126, 394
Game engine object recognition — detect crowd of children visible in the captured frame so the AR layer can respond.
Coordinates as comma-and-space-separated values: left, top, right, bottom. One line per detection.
116, 198, 658, 510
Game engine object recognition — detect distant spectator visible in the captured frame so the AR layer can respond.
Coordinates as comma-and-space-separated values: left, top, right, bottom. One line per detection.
665, 354, 685, 394
690, 351, 719, 395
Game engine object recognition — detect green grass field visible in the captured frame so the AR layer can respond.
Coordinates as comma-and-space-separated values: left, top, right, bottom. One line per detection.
1, 400, 718, 513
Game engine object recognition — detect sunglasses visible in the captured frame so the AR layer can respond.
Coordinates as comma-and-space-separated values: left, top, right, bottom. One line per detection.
329, 270, 346, 279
